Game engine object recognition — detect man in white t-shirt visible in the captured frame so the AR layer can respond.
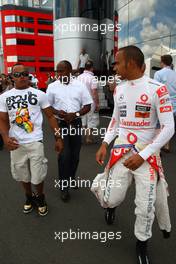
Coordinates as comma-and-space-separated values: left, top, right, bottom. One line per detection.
0, 63, 63, 216
96, 46, 174, 264
47, 60, 92, 202
78, 60, 99, 144
77, 48, 89, 74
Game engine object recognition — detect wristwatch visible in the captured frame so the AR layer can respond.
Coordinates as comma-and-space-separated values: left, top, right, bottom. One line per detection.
75, 112, 80, 117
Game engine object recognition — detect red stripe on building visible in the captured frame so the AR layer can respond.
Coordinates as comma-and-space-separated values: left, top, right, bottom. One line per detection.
0, 5, 54, 89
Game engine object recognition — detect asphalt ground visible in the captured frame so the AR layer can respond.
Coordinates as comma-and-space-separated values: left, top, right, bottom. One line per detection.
0, 116, 176, 264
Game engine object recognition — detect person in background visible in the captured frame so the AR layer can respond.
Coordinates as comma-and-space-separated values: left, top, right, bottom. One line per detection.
109, 49, 115, 74
6, 74, 14, 91
47, 60, 92, 202
46, 72, 55, 88
0, 74, 4, 93
54, 70, 58, 80
154, 54, 176, 152
77, 48, 89, 74
29, 73, 38, 89
105, 51, 110, 75
0, 74, 5, 150
78, 60, 99, 144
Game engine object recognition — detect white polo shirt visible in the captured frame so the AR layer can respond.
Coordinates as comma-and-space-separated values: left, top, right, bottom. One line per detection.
46, 78, 93, 113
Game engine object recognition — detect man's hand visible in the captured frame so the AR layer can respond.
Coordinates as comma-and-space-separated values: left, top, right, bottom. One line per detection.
64, 113, 76, 124
4, 137, 19, 151
55, 138, 64, 154
96, 142, 108, 165
58, 110, 67, 119
123, 154, 144, 171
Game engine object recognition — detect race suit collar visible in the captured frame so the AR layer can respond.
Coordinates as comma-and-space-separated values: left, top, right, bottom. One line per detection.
127, 75, 146, 86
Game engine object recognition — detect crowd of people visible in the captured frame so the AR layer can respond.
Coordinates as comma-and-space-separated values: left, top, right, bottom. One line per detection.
0, 46, 176, 264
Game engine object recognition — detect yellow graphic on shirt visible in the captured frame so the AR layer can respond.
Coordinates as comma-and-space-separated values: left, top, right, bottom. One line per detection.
15, 108, 34, 133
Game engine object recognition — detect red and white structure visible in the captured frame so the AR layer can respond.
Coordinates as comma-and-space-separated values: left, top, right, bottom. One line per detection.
0, 4, 54, 89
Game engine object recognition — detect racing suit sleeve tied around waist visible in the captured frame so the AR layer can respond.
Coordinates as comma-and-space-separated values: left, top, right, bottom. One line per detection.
91, 143, 171, 233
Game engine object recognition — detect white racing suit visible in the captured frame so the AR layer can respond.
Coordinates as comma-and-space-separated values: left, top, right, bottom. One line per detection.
91, 76, 175, 241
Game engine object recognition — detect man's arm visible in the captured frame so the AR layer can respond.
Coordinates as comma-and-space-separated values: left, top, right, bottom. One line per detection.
96, 95, 119, 165
124, 86, 175, 171
79, 104, 91, 115
42, 107, 64, 153
63, 104, 91, 124
92, 89, 99, 111
77, 58, 81, 70
91, 79, 99, 112
50, 106, 67, 119
0, 111, 9, 138
138, 86, 175, 160
0, 112, 19, 150
63, 82, 93, 124
103, 95, 119, 145
86, 54, 89, 62
154, 71, 161, 82
46, 86, 67, 119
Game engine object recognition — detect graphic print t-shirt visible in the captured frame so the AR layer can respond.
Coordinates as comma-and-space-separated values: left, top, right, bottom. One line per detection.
0, 87, 50, 144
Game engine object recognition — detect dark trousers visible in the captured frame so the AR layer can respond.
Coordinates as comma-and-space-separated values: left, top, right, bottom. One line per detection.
0, 134, 3, 150
58, 119, 82, 191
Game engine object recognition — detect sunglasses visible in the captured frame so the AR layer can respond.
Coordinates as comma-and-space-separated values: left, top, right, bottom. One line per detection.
13, 71, 29, 78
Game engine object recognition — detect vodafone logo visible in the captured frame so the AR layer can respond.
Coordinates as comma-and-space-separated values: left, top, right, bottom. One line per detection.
157, 86, 168, 98
127, 133, 137, 144
140, 94, 148, 102
160, 87, 167, 93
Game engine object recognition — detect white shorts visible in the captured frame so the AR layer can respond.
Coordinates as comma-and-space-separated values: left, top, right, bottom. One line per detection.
10, 141, 48, 185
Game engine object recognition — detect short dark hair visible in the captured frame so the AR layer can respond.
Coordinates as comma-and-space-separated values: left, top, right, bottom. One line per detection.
58, 60, 72, 71
119, 45, 144, 68
11, 63, 26, 73
85, 60, 93, 70
161, 55, 173, 66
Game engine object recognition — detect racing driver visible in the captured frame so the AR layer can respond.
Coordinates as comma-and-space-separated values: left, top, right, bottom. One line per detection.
96, 45, 175, 264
